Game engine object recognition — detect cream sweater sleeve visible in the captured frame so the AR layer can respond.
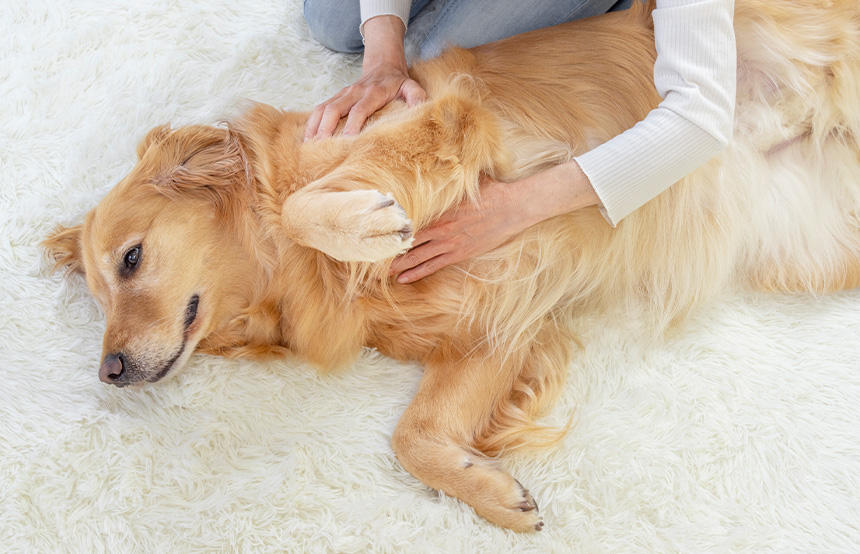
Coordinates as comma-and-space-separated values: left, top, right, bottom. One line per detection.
357, 0, 736, 226
359, 0, 412, 37
574, 0, 736, 226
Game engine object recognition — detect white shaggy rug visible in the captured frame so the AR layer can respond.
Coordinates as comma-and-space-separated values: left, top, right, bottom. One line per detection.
3, 1, 860, 551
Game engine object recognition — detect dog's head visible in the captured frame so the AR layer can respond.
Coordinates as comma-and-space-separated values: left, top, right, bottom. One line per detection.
44, 124, 255, 386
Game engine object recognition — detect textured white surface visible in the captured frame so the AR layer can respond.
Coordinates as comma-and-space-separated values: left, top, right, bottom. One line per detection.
2, 1, 859, 551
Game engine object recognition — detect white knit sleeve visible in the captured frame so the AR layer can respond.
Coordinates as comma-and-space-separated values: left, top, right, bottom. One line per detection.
574, 0, 736, 226
359, 0, 412, 38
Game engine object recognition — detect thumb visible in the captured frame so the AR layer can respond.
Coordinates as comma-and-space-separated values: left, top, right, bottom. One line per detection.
400, 79, 427, 107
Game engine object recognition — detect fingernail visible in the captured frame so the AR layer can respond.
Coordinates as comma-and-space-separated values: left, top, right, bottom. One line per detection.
397, 274, 409, 284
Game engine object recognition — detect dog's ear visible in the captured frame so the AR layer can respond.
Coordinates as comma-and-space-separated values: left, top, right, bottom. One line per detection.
42, 224, 84, 275
153, 126, 250, 213
137, 124, 171, 159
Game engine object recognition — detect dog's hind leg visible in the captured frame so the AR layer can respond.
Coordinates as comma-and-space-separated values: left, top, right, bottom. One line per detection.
391, 347, 548, 532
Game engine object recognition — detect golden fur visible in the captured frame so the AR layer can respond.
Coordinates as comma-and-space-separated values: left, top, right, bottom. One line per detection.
44, 0, 860, 532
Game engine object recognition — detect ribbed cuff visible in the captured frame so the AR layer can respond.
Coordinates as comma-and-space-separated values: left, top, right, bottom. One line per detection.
574, 108, 724, 227
359, 0, 412, 39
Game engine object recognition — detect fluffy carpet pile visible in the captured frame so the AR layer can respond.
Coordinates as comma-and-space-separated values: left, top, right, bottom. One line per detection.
2, 1, 859, 551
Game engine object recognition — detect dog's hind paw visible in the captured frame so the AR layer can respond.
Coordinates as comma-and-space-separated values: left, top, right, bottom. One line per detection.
496, 478, 544, 532
454, 459, 544, 532
514, 480, 544, 531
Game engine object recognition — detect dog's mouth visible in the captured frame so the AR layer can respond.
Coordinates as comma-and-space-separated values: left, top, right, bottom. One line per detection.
184, 294, 199, 330
145, 294, 200, 384
148, 344, 185, 383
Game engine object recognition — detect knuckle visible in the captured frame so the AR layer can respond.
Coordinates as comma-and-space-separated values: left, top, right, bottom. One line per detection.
440, 236, 457, 249
371, 84, 390, 99
355, 105, 373, 120
402, 252, 419, 266
426, 258, 442, 272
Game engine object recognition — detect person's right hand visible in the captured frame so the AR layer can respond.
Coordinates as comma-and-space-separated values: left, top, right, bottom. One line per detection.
304, 15, 427, 141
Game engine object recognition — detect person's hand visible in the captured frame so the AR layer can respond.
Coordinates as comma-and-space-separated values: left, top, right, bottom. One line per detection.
390, 161, 601, 283
304, 15, 426, 141
389, 177, 527, 283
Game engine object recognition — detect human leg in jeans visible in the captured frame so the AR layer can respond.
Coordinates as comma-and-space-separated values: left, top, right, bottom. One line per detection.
302, 0, 625, 137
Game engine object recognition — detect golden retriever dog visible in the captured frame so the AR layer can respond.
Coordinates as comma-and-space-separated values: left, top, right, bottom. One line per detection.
44, 0, 859, 532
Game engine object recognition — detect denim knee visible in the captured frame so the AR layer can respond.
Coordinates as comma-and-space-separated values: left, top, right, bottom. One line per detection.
303, 0, 364, 53
609, 0, 635, 11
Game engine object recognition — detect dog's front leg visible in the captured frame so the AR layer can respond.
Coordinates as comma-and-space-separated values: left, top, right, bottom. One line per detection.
280, 93, 509, 262
280, 183, 414, 262
392, 351, 544, 532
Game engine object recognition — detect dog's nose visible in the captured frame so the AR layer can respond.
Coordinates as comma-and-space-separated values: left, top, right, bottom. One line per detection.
99, 353, 125, 384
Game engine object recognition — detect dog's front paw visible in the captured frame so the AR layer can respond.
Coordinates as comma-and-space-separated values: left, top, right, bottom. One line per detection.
283, 188, 413, 262
348, 190, 414, 261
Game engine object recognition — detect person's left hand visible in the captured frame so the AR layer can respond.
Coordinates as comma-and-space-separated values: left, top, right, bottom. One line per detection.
389, 160, 601, 283
390, 177, 529, 283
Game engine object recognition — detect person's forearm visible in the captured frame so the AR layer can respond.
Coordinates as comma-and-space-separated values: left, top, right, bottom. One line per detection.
574, 0, 735, 226
511, 160, 599, 227
362, 15, 407, 74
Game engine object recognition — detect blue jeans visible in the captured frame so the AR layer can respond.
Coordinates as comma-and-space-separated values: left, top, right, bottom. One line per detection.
304, 0, 635, 60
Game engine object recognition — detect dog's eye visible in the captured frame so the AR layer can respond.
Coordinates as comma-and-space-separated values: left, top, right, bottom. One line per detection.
123, 245, 142, 271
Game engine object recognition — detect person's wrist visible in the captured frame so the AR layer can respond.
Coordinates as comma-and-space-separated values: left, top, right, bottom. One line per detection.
362, 15, 407, 74
515, 161, 599, 225
556, 160, 598, 213
486, 178, 540, 235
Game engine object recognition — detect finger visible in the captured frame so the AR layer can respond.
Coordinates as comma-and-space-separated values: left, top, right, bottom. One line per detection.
390, 239, 448, 275
304, 85, 353, 139
409, 223, 448, 247
396, 253, 453, 283
342, 91, 388, 136
313, 87, 363, 140
315, 99, 353, 140
400, 79, 427, 107
304, 104, 326, 141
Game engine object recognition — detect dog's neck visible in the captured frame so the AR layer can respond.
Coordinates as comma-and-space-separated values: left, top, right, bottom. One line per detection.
197, 106, 367, 368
